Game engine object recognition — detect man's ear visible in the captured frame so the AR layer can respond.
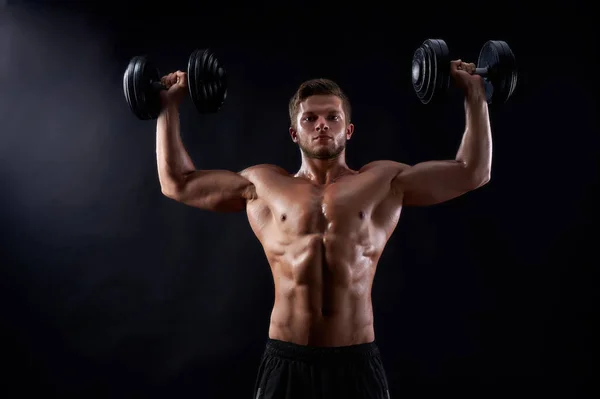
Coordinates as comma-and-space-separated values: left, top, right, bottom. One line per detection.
289, 126, 298, 143
346, 123, 355, 140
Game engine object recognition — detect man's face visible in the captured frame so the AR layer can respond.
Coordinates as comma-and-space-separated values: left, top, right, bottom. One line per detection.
290, 95, 354, 160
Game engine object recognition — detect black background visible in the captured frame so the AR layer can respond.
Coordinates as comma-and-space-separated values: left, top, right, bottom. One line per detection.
1, 1, 596, 398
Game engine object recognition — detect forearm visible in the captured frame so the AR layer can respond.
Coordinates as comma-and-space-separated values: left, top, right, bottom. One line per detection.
156, 104, 196, 187
455, 88, 492, 181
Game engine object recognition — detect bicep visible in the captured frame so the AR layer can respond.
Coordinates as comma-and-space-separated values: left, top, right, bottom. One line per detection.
392, 160, 477, 206
166, 169, 255, 212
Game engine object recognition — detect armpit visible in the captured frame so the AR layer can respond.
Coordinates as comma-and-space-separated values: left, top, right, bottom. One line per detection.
242, 183, 258, 201
389, 164, 415, 196
238, 163, 290, 202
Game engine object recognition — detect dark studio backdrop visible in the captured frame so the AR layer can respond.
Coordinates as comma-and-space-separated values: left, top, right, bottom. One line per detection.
0, 0, 596, 398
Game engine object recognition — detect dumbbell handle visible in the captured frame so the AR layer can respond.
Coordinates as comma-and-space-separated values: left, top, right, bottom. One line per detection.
456, 65, 491, 77
149, 70, 223, 91
151, 81, 167, 91
474, 67, 489, 76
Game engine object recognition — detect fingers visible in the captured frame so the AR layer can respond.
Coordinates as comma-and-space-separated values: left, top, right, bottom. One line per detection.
160, 71, 187, 88
175, 71, 187, 88
461, 62, 476, 74
451, 60, 476, 74
160, 74, 173, 88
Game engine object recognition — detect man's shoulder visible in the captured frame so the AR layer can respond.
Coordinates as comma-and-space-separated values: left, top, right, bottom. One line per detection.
358, 160, 410, 174
239, 164, 289, 179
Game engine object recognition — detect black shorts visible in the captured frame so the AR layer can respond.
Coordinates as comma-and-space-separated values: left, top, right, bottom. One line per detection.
253, 339, 391, 399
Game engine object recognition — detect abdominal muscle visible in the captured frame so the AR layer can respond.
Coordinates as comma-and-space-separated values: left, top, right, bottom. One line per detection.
267, 232, 378, 347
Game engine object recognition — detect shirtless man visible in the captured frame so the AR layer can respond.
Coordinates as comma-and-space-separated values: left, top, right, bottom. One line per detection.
156, 59, 491, 398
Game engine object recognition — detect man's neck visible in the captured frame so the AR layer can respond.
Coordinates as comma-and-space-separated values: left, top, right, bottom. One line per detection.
296, 153, 350, 185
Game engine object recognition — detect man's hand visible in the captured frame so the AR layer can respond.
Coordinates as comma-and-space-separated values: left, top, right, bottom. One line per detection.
160, 71, 188, 108
450, 60, 486, 101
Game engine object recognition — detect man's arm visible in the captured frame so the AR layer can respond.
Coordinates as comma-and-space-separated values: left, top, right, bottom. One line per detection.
156, 103, 255, 212
392, 62, 491, 206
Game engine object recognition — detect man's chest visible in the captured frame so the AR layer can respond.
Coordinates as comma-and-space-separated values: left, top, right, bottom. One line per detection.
247, 171, 398, 235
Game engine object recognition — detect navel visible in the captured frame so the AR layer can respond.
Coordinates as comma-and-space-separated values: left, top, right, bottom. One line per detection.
280, 213, 287, 222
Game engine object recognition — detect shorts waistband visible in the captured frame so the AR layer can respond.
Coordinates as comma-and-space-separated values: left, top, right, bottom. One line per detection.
264, 339, 380, 362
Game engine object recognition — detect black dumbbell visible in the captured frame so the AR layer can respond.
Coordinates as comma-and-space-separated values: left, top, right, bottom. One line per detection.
411, 39, 517, 105
123, 49, 228, 120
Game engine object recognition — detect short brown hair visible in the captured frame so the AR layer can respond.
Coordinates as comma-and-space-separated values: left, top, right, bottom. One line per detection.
288, 78, 352, 128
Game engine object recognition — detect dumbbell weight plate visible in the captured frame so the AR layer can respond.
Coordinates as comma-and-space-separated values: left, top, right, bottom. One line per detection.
188, 48, 228, 114
477, 40, 517, 104
123, 56, 162, 120
412, 39, 450, 104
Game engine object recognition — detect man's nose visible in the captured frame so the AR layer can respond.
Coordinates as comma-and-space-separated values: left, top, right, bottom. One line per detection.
316, 118, 329, 131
